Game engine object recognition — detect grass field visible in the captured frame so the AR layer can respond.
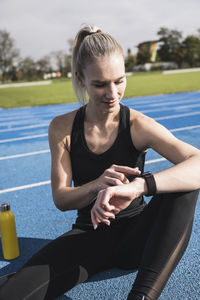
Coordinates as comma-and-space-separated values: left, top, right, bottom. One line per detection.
0, 71, 200, 108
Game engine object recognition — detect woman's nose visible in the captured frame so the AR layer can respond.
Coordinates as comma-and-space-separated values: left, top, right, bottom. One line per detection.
106, 83, 117, 99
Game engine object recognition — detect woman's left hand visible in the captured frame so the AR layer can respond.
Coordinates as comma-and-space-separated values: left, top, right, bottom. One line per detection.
91, 178, 145, 229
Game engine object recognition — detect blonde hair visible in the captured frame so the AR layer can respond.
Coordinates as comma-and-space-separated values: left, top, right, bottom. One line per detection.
71, 25, 124, 104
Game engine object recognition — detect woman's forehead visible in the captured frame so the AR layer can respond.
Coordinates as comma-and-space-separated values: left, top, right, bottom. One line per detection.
84, 54, 125, 79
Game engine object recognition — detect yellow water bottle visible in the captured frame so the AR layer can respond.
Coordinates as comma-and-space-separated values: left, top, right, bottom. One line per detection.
0, 202, 20, 260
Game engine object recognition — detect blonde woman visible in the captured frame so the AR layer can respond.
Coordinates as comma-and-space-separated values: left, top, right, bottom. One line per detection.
0, 25, 199, 300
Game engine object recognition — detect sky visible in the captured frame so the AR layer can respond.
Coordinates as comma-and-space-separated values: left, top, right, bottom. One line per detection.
0, 0, 199, 60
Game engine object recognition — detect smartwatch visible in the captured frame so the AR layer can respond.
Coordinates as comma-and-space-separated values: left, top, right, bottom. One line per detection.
140, 171, 157, 196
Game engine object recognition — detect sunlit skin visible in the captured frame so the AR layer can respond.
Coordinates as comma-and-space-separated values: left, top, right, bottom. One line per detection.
79, 53, 127, 119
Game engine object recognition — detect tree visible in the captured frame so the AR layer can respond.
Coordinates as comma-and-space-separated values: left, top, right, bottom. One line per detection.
157, 27, 183, 63
63, 53, 72, 76
51, 50, 65, 75
0, 30, 19, 82
183, 35, 200, 67
136, 50, 151, 65
18, 57, 37, 81
125, 54, 137, 72
51, 50, 72, 77
37, 55, 52, 79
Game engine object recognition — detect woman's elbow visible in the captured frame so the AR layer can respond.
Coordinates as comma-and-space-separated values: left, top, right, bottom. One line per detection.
52, 192, 68, 212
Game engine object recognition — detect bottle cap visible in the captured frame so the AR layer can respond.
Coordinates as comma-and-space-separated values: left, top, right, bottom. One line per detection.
0, 203, 10, 211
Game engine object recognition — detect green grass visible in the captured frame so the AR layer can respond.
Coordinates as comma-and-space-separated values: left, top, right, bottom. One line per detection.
0, 79, 76, 108
0, 72, 200, 108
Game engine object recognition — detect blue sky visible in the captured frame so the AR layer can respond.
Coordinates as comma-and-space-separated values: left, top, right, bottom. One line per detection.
0, 0, 199, 60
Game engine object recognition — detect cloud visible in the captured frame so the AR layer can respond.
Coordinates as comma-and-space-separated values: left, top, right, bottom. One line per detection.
0, 0, 199, 59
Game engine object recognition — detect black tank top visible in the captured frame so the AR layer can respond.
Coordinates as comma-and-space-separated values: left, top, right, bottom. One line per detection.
70, 103, 146, 226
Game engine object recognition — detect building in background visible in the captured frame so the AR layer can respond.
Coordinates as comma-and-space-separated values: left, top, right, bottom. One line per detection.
137, 40, 160, 62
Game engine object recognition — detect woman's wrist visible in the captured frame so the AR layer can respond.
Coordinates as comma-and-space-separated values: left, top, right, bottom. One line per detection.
130, 177, 148, 197
88, 179, 100, 200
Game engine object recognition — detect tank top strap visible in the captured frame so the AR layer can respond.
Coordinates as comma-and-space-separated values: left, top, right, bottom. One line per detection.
70, 104, 86, 150
119, 103, 130, 131
119, 104, 133, 146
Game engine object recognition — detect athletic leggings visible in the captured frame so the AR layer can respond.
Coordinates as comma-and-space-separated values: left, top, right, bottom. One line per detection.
0, 190, 199, 300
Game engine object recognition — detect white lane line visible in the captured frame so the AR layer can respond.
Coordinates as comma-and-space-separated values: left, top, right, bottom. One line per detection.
170, 125, 200, 132
0, 150, 50, 160
0, 112, 56, 122
124, 92, 200, 106
155, 111, 200, 120
0, 134, 48, 143
141, 103, 200, 114
148, 97, 200, 108
0, 181, 51, 194
0, 124, 49, 133
0, 120, 51, 127
127, 97, 200, 109
145, 158, 166, 164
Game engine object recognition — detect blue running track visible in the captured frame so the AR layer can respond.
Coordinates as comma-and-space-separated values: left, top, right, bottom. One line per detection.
0, 91, 200, 299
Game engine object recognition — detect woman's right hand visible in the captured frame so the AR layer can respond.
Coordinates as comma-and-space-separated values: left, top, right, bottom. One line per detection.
94, 164, 141, 193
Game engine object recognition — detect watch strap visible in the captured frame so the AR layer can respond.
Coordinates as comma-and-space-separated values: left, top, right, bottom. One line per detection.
140, 171, 156, 196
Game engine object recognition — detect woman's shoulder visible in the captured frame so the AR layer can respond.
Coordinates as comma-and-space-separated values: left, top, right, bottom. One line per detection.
128, 107, 158, 151
129, 107, 155, 129
48, 108, 79, 151
50, 109, 78, 132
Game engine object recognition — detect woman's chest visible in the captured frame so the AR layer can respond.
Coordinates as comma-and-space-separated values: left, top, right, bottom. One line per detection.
84, 123, 119, 155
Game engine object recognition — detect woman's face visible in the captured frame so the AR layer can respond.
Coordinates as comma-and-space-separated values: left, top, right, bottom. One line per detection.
81, 53, 126, 111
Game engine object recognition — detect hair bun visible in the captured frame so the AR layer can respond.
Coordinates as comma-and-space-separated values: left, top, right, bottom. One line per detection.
86, 25, 102, 34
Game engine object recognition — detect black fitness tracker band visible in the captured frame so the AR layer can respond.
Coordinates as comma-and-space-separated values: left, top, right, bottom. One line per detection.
140, 171, 157, 196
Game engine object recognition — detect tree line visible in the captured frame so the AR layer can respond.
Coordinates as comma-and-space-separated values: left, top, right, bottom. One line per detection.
0, 30, 73, 83
125, 27, 200, 71
0, 27, 200, 83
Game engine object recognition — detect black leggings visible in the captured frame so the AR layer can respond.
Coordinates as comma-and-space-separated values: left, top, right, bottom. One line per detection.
0, 190, 199, 300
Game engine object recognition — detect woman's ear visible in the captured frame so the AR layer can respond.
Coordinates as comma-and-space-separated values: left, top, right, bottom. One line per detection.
75, 71, 85, 87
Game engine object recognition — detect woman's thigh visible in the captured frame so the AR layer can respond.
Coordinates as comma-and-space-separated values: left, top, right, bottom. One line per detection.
114, 196, 161, 269
0, 225, 116, 300
114, 190, 199, 270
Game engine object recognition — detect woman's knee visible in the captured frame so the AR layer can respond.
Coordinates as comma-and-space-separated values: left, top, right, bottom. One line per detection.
156, 189, 199, 225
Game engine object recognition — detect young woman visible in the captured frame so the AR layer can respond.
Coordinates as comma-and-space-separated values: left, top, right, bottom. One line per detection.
0, 25, 199, 300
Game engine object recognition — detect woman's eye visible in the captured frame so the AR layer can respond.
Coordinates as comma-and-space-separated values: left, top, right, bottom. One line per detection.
94, 83, 105, 88
115, 81, 123, 85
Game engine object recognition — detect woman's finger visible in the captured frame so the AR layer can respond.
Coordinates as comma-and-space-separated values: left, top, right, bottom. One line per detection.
93, 208, 112, 225
105, 169, 129, 184
97, 206, 116, 219
91, 210, 98, 229
111, 165, 141, 176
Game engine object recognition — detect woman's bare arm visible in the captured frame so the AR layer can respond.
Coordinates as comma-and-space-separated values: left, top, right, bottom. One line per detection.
131, 110, 200, 192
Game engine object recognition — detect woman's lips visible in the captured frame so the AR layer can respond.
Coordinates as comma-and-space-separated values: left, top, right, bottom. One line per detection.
103, 100, 117, 107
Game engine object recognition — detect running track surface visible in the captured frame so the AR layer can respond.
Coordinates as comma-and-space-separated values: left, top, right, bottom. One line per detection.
0, 91, 200, 300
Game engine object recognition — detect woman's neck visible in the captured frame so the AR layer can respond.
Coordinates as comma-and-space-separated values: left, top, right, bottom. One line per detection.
85, 101, 120, 125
